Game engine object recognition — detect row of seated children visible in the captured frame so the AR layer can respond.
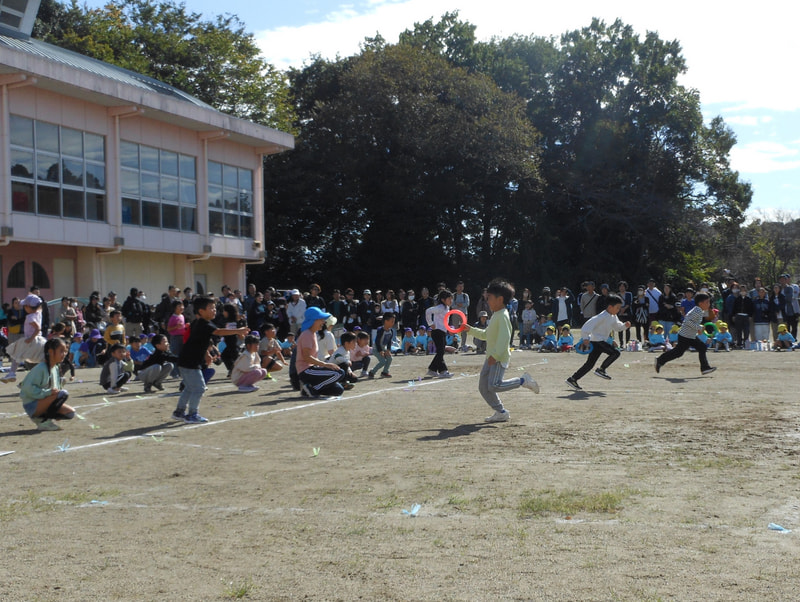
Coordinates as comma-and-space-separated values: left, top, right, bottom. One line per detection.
400, 326, 462, 355
538, 325, 575, 352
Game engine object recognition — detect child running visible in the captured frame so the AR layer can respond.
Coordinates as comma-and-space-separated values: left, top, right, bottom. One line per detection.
465, 279, 539, 423
566, 294, 629, 391
655, 292, 716, 376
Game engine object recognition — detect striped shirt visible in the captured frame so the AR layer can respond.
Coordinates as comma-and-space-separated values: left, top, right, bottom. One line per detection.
679, 306, 705, 338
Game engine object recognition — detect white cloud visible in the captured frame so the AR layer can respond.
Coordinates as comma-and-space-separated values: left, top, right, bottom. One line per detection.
730, 141, 800, 175
724, 115, 774, 127
256, 0, 800, 112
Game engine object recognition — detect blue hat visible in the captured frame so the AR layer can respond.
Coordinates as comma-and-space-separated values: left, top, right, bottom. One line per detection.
302, 306, 332, 331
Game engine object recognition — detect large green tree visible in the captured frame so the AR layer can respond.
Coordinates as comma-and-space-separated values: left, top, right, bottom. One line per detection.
34, 0, 293, 131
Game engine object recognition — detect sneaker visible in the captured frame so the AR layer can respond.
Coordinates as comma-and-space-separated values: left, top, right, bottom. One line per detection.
171, 409, 186, 421
342, 382, 355, 391
380, 372, 392, 378
106, 388, 120, 395
143, 386, 153, 395
565, 377, 582, 391
594, 368, 611, 380
485, 410, 510, 423
437, 371, 454, 379
153, 383, 164, 391
0, 374, 16, 384
265, 373, 273, 380
521, 372, 540, 393
425, 370, 439, 378
701, 367, 717, 375
119, 386, 129, 392
300, 383, 315, 398
37, 418, 62, 431
367, 372, 375, 379
654, 358, 661, 374
183, 412, 208, 424
237, 385, 259, 393
360, 370, 369, 378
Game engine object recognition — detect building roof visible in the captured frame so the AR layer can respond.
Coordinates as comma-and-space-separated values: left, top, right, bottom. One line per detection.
0, 28, 293, 153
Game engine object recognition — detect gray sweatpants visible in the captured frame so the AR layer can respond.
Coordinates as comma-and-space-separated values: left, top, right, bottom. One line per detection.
139, 363, 173, 389
478, 359, 522, 412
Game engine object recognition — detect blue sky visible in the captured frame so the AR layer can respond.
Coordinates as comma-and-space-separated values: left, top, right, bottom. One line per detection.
83, 0, 800, 219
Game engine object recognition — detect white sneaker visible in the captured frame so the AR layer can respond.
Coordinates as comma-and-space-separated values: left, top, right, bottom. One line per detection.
106, 388, 120, 395
437, 371, 454, 378
119, 386, 129, 392
37, 418, 62, 431
238, 385, 259, 393
521, 372, 540, 393
425, 370, 439, 378
360, 370, 369, 378
485, 410, 510, 423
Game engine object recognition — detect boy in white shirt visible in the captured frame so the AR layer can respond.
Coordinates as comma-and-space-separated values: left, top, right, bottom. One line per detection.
566, 294, 629, 391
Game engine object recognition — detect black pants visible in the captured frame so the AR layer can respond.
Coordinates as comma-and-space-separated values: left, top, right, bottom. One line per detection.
428, 329, 448, 373
572, 341, 619, 381
656, 335, 710, 372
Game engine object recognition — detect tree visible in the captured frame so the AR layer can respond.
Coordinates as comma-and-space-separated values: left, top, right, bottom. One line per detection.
33, 0, 293, 131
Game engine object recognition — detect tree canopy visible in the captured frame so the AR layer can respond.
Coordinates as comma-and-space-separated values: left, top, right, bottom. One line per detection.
34, 0, 293, 131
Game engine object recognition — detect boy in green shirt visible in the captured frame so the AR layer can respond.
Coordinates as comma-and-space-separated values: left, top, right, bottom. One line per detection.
465, 279, 540, 423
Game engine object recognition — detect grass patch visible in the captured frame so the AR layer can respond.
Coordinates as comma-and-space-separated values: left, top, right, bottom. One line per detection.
1, 489, 121, 521
680, 456, 754, 470
517, 488, 633, 518
223, 577, 256, 599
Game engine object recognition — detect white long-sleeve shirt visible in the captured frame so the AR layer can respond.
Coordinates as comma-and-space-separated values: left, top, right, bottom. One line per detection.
426, 303, 450, 332
286, 298, 307, 324
581, 310, 626, 342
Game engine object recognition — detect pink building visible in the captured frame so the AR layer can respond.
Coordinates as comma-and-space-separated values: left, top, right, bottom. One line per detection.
0, 0, 293, 306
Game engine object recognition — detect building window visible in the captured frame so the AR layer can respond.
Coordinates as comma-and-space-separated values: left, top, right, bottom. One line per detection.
7, 261, 25, 289
8, 115, 106, 222
120, 141, 196, 232
208, 161, 253, 238
32, 262, 50, 288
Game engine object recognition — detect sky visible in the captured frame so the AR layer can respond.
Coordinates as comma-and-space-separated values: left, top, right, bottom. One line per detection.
84, 0, 800, 219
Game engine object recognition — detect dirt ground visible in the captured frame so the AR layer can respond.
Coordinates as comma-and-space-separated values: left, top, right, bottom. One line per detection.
1, 342, 799, 601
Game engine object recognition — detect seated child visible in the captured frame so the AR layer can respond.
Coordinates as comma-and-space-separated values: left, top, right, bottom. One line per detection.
557, 325, 574, 352
350, 331, 372, 377
100, 343, 131, 394
426, 327, 436, 354
539, 326, 557, 352
138, 333, 178, 394
258, 323, 286, 377
697, 323, 715, 349
279, 332, 296, 360
332, 331, 359, 384
128, 336, 152, 375
415, 326, 430, 355
317, 320, 337, 361
648, 324, 667, 351
712, 322, 733, 352
144, 332, 156, 353
402, 328, 416, 354
668, 325, 680, 346
445, 332, 460, 353
80, 329, 107, 368
774, 323, 796, 350
533, 314, 548, 346
473, 312, 489, 354
231, 334, 268, 392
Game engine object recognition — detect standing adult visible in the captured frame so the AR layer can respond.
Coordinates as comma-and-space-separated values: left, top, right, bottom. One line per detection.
305, 284, 326, 310
644, 279, 662, 328
779, 273, 800, 338
286, 289, 307, 336
617, 281, 633, 346
579, 281, 600, 323
452, 281, 470, 350
769, 283, 786, 342
534, 287, 552, 322
417, 287, 434, 328
121, 287, 146, 340
657, 283, 681, 336
553, 287, 573, 330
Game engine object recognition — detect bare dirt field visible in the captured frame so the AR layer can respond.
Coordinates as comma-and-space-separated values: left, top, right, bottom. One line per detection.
1, 343, 799, 601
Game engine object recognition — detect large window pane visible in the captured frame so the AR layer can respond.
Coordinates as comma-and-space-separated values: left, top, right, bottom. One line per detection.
141, 173, 159, 199
61, 128, 83, 157
10, 149, 34, 178
224, 213, 239, 237
10, 115, 33, 147
239, 168, 253, 191
162, 204, 179, 230
208, 185, 222, 208
240, 216, 252, 239
85, 133, 105, 162
36, 121, 59, 153
120, 141, 139, 168
239, 191, 252, 213
222, 164, 238, 188
140, 145, 159, 173
37, 154, 59, 182
160, 150, 178, 176
208, 161, 222, 185
32, 262, 50, 288
122, 197, 140, 225
121, 169, 139, 195
85, 162, 105, 190
37, 185, 60, 216
11, 181, 34, 212
87, 193, 105, 222
142, 201, 160, 227
209, 210, 223, 235
223, 188, 238, 211
180, 181, 197, 205
180, 155, 195, 179
63, 189, 84, 219
160, 176, 179, 202
181, 207, 196, 232
62, 158, 83, 186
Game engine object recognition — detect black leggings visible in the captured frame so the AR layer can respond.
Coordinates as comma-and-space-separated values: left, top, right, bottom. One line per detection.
428, 329, 448, 373
572, 341, 620, 381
